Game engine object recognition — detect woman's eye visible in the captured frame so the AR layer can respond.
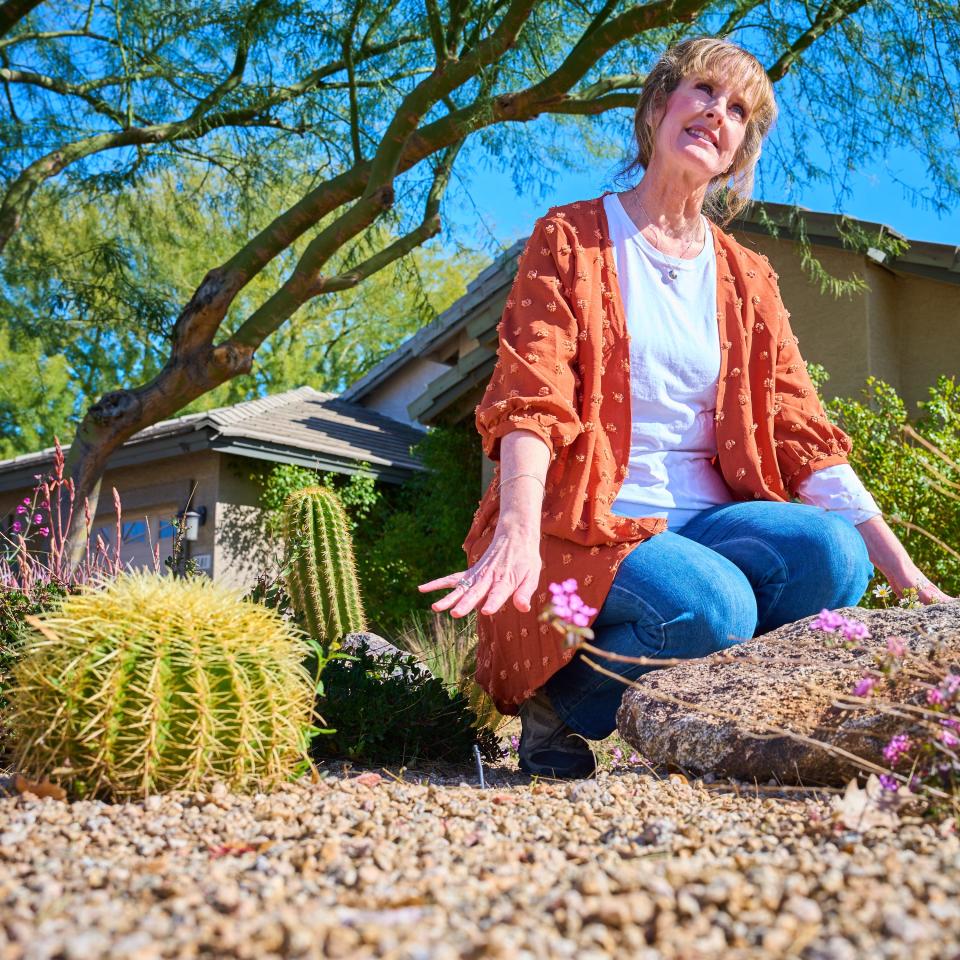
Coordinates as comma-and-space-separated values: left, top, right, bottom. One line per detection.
696, 82, 712, 94
732, 104, 746, 119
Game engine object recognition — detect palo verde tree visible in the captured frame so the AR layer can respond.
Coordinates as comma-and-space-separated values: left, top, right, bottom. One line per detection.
0, 0, 957, 556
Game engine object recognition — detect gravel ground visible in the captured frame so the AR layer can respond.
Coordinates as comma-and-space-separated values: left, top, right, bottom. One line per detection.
1, 745, 959, 960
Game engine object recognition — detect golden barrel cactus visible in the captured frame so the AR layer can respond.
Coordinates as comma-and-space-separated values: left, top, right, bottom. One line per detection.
4, 571, 317, 800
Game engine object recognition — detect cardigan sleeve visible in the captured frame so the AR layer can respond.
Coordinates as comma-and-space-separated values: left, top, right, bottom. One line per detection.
769, 273, 855, 496
474, 214, 583, 462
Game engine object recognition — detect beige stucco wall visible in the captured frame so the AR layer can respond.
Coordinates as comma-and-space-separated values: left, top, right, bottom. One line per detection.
214, 454, 279, 592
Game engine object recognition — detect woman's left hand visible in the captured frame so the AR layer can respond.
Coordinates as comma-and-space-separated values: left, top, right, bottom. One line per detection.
888, 569, 957, 605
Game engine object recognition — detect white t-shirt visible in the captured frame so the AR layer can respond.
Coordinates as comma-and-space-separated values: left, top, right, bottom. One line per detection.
602, 191, 881, 531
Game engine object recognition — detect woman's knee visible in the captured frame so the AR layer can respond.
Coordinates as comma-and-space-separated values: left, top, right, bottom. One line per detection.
803, 511, 875, 601
661, 572, 758, 658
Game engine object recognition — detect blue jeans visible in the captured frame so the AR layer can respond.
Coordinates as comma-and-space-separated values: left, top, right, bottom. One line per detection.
544, 501, 875, 740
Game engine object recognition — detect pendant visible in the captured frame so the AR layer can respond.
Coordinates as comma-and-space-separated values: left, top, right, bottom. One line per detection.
668, 268, 678, 280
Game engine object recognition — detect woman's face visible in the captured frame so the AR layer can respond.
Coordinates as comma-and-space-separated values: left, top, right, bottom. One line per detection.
650, 70, 751, 183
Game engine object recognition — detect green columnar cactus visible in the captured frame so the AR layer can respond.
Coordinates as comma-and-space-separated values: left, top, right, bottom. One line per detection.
283, 485, 367, 646
4, 571, 317, 801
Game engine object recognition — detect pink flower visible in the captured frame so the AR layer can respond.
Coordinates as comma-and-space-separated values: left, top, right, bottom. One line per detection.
886, 636, 907, 658
852, 676, 876, 698
939, 730, 959, 748
39, 526, 49, 537
32, 512, 42, 524
21, 497, 29, 505
628, 752, 641, 765
809, 609, 845, 632
509, 734, 519, 752
11, 521, 21, 533
612, 746, 623, 762
841, 621, 870, 642
927, 688, 946, 706
15, 505, 25, 515
561, 578, 578, 593
883, 733, 912, 765
944, 675, 960, 696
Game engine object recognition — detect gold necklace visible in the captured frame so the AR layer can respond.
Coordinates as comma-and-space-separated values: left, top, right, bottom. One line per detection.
630, 192, 704, 282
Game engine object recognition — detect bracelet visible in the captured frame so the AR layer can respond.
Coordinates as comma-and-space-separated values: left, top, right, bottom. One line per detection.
497, 472, 546, 494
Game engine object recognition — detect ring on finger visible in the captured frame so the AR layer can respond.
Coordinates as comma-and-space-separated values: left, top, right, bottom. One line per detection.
456, 575, 474, 590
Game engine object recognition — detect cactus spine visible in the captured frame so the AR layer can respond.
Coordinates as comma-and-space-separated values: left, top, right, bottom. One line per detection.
4, 571, 316, 800
284, 486, 367, 645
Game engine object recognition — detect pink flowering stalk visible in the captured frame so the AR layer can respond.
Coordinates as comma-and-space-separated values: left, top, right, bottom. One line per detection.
540, 578, 598, 649
808, 608, 871, 646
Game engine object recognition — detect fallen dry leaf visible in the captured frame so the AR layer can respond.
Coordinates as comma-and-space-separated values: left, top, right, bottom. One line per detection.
354, 772, 383, 787
830, 774, 916, 833
668, 773, 688, 786
13, 774, 66, 801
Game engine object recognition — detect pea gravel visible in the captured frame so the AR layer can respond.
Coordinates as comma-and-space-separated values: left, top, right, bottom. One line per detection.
1, 756, 958, 960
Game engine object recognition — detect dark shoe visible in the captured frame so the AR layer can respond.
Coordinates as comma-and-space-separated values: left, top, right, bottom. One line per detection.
518, 688, 597, 779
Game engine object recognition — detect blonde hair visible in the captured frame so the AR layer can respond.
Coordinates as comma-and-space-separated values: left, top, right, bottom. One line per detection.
617, 37, 778, 225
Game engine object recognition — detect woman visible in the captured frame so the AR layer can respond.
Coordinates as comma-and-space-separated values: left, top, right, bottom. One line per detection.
418, 37, 956, 779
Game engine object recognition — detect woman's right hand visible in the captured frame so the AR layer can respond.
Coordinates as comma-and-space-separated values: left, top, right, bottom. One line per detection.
417, 525, 543, 618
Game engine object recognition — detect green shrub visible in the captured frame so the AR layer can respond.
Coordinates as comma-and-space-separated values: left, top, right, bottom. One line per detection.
312, 638, 502, 767
808, 367, 960, 605
393, 609, 508, 736
4, 571, 323, 800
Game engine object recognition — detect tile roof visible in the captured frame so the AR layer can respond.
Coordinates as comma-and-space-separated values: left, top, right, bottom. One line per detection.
0, 387, 427, 486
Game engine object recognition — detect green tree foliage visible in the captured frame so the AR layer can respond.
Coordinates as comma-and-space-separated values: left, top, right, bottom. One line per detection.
0, 169, 488, 453
0, 325, 73, 456
808, 364, 960, 605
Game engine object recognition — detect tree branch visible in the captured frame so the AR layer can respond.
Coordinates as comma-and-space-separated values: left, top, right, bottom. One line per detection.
0, 0, 43, 40
767, 0, 871, 81
227, 138, 462, 352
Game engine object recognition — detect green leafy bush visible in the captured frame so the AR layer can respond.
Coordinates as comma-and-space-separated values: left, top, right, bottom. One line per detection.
808, 366, 960, 605
312, 638, 502, 767
393, 609, 508, 736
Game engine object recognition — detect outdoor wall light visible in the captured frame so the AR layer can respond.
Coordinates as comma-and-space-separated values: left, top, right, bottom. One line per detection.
177, 506, 207, 542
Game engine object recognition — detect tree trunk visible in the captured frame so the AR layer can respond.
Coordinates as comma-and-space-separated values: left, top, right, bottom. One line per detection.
62, 339, 253, 565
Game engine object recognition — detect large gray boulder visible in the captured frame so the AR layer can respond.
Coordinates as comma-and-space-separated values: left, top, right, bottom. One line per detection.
616, 605, 960, 786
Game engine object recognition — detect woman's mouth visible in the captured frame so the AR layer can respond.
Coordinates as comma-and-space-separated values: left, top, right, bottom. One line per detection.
685, 127, 717, 149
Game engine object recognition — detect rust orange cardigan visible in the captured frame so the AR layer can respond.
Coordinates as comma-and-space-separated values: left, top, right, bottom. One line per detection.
463, 192, 854, 716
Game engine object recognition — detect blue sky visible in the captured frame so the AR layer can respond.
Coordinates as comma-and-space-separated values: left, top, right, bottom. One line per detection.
444, 137, 958, 254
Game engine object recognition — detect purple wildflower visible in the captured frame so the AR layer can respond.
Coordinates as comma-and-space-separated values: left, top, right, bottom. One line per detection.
939, 729, 959, 748
11, 521, 21, 533
509, 734, 519, 752
15, 504, 25, 515
39, 526, 49, 537
878, 773, 900, 792
883, 733, 912, 766
944, 675, 960, 696
32, 512, 42, 524
612, 746, 623, 762
852, 676, 876, 698
628, 752, 641, 765
927, 688, 946, 706
21, 497, 29, 505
